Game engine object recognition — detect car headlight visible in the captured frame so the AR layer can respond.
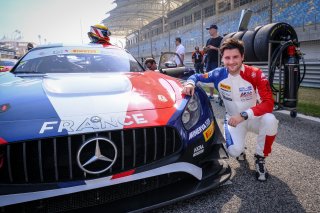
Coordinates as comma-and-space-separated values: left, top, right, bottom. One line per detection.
182, 93, 201, 130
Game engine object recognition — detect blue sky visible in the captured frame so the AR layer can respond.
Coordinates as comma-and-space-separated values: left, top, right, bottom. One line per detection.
0, 0, 117, 44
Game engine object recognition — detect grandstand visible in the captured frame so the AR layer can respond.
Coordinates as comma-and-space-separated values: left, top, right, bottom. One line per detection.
103, 0, 320, 63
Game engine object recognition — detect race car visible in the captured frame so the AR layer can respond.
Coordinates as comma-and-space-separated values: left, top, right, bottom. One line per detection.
0, 43, 231, 212
0, 59, 17, 72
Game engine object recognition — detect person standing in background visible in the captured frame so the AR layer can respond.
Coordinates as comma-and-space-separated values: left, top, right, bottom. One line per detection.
175, 37, 185, 66
205, 24, 223, 99
202, 46, 208, 71
192, 46, 204, 73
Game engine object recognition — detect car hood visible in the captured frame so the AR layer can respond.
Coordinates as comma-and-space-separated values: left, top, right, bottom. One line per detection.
0, 72, 181, 122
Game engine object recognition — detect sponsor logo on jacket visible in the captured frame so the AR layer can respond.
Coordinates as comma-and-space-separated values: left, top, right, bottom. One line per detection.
220, 83, 231, 91
239, 86, 252, 92
202, 73, 209, 79
240, 91, 253, 101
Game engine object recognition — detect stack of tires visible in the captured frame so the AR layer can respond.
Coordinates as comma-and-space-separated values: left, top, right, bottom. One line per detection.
220, 22, 298, 62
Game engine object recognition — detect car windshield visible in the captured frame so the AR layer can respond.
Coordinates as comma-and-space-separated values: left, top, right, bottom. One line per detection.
0, 60, 16, 66
13, 45, 144, 73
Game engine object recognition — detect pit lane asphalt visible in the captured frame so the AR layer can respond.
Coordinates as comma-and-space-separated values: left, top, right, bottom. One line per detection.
153, 100, 320, 213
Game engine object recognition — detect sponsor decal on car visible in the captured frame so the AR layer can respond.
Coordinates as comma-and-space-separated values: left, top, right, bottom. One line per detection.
188, 118, 211, 140
193, 144, 204, 157
158, 94, 168, 102
70, 49, 99, 54
39, 113, 148, 134
25, 47, 104, 61
53, 49, 69, 54
203, 122, 214, 142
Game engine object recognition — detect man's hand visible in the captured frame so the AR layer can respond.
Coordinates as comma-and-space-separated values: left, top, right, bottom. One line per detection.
182, 84, 195, 96
207, 45, 217, 50
228, 114, 245, 127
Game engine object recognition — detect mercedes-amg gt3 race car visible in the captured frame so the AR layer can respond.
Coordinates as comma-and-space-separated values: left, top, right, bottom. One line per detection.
0, 44, 231, 212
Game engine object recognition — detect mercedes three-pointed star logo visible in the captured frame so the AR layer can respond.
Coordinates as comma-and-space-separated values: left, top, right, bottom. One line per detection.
77, 137, 118, 174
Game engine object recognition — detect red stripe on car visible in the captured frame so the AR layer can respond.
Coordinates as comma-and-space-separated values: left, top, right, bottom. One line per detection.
0, 137, 7, 145
111, 169, 135, 180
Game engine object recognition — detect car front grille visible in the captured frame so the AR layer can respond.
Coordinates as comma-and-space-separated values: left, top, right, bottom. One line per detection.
0, 126, 182, 184
2, 173, 191, 213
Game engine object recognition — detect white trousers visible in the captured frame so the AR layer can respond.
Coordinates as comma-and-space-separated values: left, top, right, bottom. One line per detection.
224, 113, 279, 157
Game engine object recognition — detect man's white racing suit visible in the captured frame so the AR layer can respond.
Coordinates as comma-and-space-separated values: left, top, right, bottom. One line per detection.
187, 65, 278, 157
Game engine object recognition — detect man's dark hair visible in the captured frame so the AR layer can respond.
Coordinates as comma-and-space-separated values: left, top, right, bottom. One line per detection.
175, 37, 181, 43
144, 58, 156, 65
220, 38, 244, 56
27, 43, 34, 51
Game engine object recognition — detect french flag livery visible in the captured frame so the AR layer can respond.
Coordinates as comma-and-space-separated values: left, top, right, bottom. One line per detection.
1, 72, 182, 142
0, 44, 231, 211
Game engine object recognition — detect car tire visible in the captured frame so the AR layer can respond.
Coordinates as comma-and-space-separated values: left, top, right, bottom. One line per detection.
241, 26, 262, 62
220, 32, 236, 46
254, 22, 298, 61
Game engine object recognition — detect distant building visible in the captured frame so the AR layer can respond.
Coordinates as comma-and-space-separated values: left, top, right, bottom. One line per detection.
0, 38, 36, 59
121, 0, 320, 62
0, 47, 16, 59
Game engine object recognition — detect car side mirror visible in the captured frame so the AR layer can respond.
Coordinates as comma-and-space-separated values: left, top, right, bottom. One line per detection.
164, 61, 177, 68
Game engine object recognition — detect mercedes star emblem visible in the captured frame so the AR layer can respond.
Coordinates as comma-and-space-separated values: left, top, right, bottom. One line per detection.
77, 137, 118, 174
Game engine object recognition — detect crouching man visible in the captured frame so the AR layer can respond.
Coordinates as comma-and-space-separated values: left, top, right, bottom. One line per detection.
182, 38, 279, 181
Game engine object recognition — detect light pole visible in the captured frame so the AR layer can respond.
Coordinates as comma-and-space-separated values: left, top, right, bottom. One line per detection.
196, 1, 204, 47
11, 30, 20, 40
269, 0, 273, 23
38, 35, 41, 45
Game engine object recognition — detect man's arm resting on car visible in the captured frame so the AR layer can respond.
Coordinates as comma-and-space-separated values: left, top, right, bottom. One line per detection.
182, 83, 195, 96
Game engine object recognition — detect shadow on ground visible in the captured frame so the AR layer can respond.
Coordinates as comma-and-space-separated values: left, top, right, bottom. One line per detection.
153, 157, 305, 213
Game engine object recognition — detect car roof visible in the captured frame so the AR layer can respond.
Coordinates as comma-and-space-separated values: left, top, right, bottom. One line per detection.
31, 43, 122, 51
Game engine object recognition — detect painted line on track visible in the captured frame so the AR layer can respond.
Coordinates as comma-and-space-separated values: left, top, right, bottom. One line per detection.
276, 110, 320, 123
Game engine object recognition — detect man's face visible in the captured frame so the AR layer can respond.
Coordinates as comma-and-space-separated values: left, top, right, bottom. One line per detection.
209, 28, 217, 36
222, 49, 244, 75
146, 62, 157, 70
175, 40, 179, 46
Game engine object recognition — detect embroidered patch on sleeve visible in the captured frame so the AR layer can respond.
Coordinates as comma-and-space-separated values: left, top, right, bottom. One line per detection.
202, 73, 209, 78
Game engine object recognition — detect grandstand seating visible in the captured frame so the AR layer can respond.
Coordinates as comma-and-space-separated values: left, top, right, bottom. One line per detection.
126, 0, 320, 59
